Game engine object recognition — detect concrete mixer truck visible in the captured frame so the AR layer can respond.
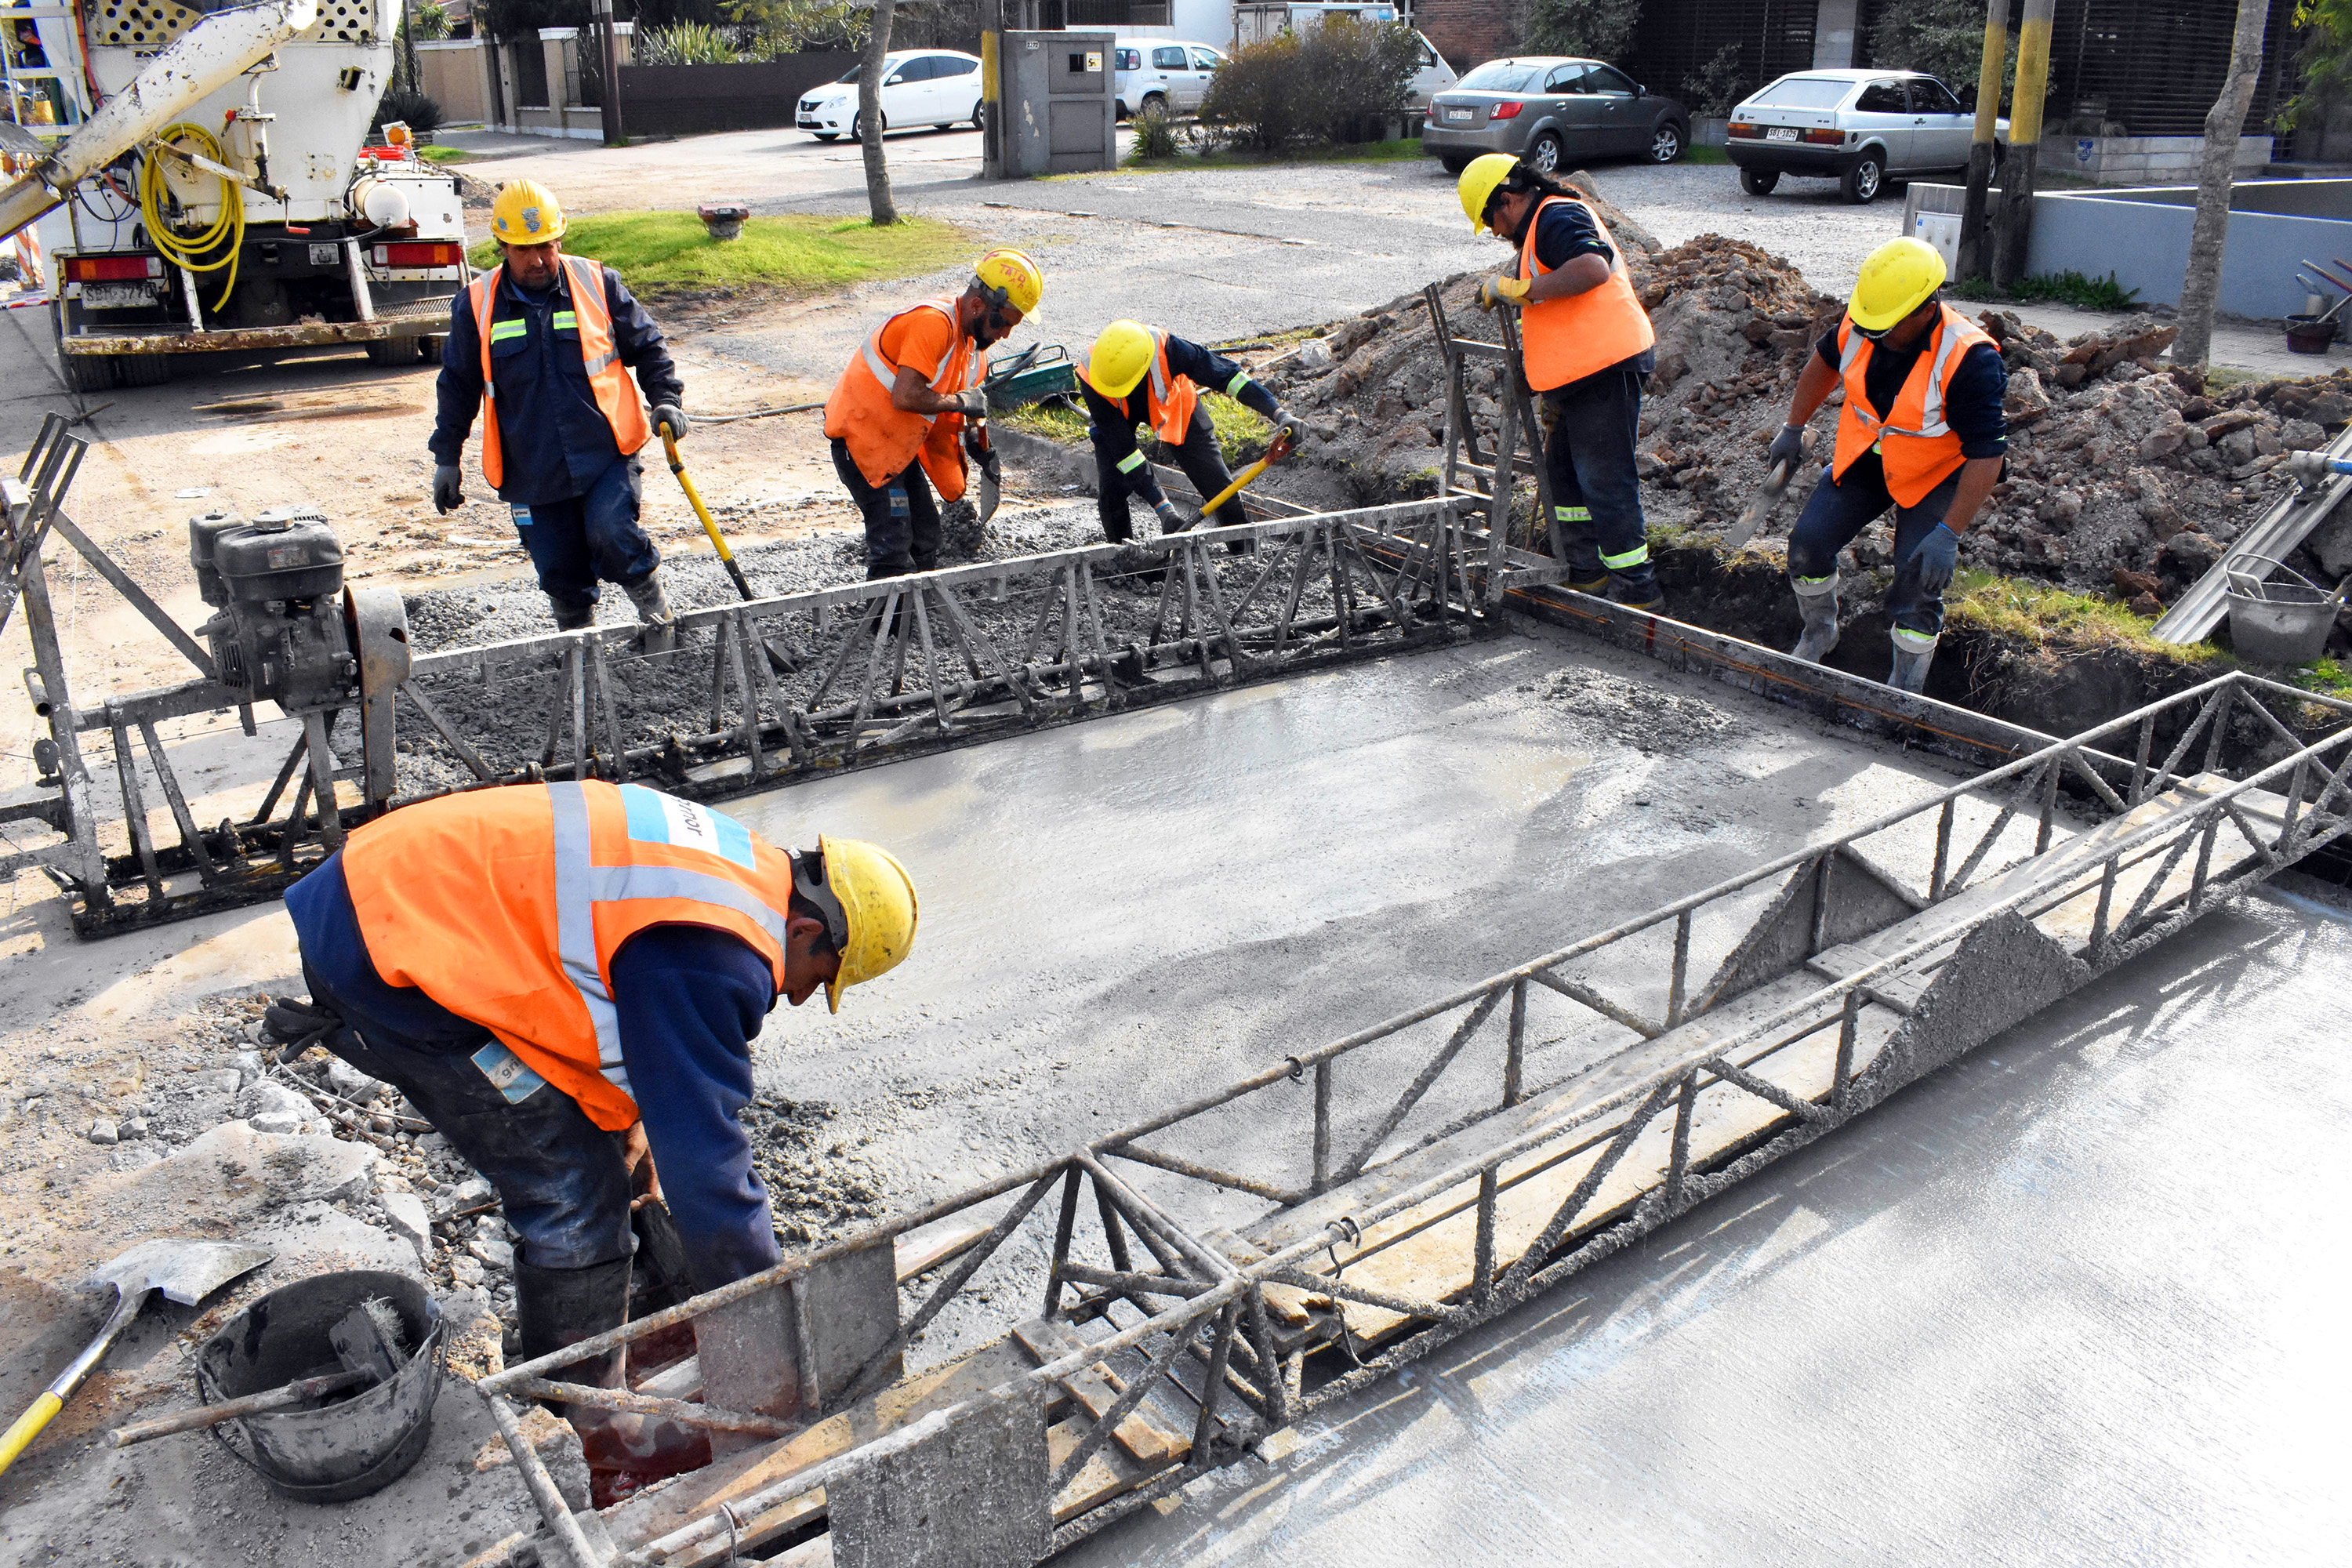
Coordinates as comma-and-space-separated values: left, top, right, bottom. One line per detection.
0, 0, 468, 390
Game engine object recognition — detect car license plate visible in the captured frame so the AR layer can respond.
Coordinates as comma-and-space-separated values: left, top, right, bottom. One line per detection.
1766, 125, 1798, 142
1444, 107, 1474, 123
80, 283, 155, 310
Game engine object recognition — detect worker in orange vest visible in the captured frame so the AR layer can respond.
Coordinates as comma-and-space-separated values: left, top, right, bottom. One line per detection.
267, 782, 917, 1486
825, 248, 1044, 579
431, 180, 687, 634
1458, 154, 1664, 612
1770, 237, 2007, 693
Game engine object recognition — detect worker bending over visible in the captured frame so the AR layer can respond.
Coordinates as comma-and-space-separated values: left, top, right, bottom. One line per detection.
1077, 319, 1301, 546
1770, 236, 2005, 693
826, 249, 1044, 579
431, 180, 688, 634
268, 782, 917, 1483
1458, 154, 1664, 612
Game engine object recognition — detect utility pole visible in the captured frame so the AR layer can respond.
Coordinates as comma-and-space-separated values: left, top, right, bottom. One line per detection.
1956, 0, 2005, 282
1991, 0, 2053, 288
591, 0, 624, 147
980, 0, 1004, 180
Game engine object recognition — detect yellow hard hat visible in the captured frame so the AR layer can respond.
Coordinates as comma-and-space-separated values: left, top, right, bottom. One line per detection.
1085, 320, 1156, 400
799, 835, 919, 1014
973, 246, 1044, 316
1457, 153, 1520, 235
1849, 237, 1947, 332
491, 178, 566, 245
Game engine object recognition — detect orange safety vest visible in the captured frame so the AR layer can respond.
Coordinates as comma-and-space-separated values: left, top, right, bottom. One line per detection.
341, 781, 795, 1131
1075, 328, 1200, 445
1832, 304, 1996, 507
467, 256, 654, 491
1515, 194, 1657, 393
824, 297, 985, 503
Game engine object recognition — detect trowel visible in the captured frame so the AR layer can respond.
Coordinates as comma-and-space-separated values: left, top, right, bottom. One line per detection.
1722, 437, 1806, 551
0, 1238, 273, 1475
967, 418, 1003, 524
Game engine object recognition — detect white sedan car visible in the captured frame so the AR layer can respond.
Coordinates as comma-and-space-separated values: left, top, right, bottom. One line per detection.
797, 50, 984, 141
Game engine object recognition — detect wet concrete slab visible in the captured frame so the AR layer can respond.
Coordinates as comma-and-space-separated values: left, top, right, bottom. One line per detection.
1049, 883, 2352, 1566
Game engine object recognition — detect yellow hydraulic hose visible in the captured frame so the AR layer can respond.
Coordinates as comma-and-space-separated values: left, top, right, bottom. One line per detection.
138, 122, 241, 311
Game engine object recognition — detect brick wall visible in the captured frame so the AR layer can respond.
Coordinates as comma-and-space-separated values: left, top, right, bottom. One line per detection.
1414, 0, 1523, 71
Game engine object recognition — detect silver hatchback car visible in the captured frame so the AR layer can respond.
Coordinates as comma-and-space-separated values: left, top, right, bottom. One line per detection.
1422, 56, 1689, 175
1725, 68, 2004, 205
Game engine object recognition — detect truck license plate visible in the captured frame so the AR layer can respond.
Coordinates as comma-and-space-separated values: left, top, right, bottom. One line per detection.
80, 283, 155, 310
1766, 125, 1798, 142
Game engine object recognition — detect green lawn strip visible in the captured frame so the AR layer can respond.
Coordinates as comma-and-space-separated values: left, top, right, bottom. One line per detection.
418, 144, 476, 164
1003, 391, 1272, 465
1116, 136, 1430, 172
465, 212, 972, 294
1680, 144, 1730, 165
1945, 569, 2223, 664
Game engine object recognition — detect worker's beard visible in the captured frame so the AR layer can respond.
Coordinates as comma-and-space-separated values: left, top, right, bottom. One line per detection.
973, 303, 1016, 347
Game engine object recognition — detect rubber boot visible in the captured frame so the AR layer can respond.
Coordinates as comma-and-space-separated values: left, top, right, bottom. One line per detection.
1790, 573, 1840, 662
514, 1258, 710, 1487
1566, 573, 1610, 597
550, 597, 594, 633
622, 571, 677, 652
1610, 566, 1665, 615
1887, 632, 1938, 694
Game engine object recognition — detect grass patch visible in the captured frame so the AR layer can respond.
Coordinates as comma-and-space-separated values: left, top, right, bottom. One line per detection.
465, 212, 971, 295
417, 144, 476, 165
1949, 268, 2143, 311
1945, 569, 2221, 662
1117, 136, 1429, 172
1000, 390, 1272, 464
1680, 143, 1730, 165
1004, 397, 1087, 445
2206, 365, 2261, 391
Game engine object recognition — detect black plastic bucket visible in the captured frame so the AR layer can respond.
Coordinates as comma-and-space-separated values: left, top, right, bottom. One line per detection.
195, 1270, 445, 1503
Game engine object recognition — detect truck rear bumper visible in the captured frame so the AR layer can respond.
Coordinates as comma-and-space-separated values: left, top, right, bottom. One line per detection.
60, 312, 446, 357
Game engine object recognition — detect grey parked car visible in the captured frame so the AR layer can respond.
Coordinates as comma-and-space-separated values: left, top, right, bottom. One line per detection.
1422, 56, 1688, 176
1725, 68, 2004, 205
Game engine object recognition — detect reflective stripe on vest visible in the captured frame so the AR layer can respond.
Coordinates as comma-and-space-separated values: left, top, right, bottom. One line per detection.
1831, 303, 1994, 508
1515, 195, 1657, 393
343, 780, 794, 1131
1075, 329, 1198, 445
467, 257, 654, 491
825, 296, 983, 503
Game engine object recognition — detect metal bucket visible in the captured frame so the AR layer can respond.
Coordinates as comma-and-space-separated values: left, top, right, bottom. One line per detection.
195, 1269, 445, 1503
2223, 555, 2348, 666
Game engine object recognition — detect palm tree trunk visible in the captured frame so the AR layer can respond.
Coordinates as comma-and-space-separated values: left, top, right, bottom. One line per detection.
858, 0, 900, 227
2174, 0, 2270, 370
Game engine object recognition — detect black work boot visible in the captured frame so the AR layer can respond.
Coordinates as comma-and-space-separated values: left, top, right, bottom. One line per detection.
550, 597, 595, 632
514, 1258, 709, 1487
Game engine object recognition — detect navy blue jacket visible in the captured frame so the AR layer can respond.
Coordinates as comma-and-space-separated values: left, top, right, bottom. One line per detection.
430, 260, 684, 509
288, 853, 782, 1287
1083, 334, 1279, 508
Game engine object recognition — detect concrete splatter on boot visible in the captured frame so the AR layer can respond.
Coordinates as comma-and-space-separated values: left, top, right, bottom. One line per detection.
550, 597, 594, 633
1887, 629, 1937, 694
623, 571, 677, 651
1790, 572, 1839, 662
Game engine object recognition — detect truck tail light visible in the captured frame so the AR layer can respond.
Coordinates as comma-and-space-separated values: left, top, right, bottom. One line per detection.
372, 241, 464, 267
1490, 100, 1522, 120
1802, 129, 1844, 145
64, 254, 161, 282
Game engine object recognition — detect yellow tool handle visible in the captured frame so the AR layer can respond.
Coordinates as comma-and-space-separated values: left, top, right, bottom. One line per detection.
662, 429, 734, 564
0, 1392, 63, 1476
1197, 456, 1271, 520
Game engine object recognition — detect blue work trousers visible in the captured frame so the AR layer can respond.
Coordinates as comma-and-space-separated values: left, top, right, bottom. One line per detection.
832, 437, 940, 579
1788, 459, 1965, 644
302, 960, 636, 1273
512, 453, 658, 615
1542, 364, 1657, 598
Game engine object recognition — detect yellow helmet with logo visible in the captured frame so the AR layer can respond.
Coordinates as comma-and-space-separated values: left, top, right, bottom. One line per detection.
1457, 153, 1521, 235
1085, 320, 1156, 400
491, 178, 567, 245
973, 246, 1044, 316
793, 836, 919, 1014
1848, 236, 1947, 332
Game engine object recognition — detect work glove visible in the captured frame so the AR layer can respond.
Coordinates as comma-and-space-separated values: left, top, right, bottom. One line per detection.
1153, 499, 1189, 535
1766, 423, 1807, 471
1476, 272, 1532, 313
261, 995, 344, 1064
432, 463, 464, 514
651, 404, 688, 441
1267, 405, 1303, 449
946, 387, 990, 418
1910, 521, 1962, 601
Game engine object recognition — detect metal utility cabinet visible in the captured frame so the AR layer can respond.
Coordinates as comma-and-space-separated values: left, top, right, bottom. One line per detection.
997, 30, 1116, 176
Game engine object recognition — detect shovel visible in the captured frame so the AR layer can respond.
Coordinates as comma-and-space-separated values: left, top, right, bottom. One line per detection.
659, 426, 799, 673
1722, 435, 1808, 550
1194, 430, 1296, 525
0, 1239, 273, 1475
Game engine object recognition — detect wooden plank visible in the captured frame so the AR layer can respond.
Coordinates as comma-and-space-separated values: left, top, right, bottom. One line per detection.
1045, 1414, 1152, 1521
1011, 1319, 1184, 1466
1200, 1228, 1323, 1327
1806, 944, 1931, 1014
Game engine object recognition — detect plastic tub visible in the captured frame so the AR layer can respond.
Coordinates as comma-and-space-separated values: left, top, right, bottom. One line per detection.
2223, 555, 2347, 666
2285, 314, 2337, 354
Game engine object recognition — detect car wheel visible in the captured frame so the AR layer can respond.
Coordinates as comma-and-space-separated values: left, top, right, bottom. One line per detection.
1142, 93, 1166, 116
1648, 121, 1683, 164
971, 100, 984, 129
851, 111, 886, 140
1842, 151, 1884, 204
812, 132, 838, 142
1439, 151, 1472, 174
1527, 130, 1563, 174
1740, 167, 1778, 196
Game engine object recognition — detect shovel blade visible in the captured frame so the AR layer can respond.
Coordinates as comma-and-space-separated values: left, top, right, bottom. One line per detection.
1722, 459, 1794, 551
86, 1240, 274, 1308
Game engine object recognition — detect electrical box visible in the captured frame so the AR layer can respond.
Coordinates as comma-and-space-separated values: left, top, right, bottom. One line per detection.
1000, 30, 1116, 177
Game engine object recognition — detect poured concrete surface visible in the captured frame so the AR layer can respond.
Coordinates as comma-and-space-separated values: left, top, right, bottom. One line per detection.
1052, 884, 2352, 1566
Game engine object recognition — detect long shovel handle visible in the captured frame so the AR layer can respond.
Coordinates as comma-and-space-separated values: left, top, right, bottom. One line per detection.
0, 1287, 142, 1476
1198, 433, 1294, 520
662, 428, 757, 604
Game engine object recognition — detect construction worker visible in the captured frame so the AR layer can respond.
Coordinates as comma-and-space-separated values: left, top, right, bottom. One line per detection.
826, 248, 1044, 579
1076, 318, 1302, 547
1457, 153, 1664, 612
1769, 236, 2006, 693
268, 780, 918, 1482
430, 179, 688, 634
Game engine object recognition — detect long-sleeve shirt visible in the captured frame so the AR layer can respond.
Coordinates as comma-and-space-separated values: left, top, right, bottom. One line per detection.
1083, 333, 1279, 508
430, 260, 684, 509
287, 853, 781, 1288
